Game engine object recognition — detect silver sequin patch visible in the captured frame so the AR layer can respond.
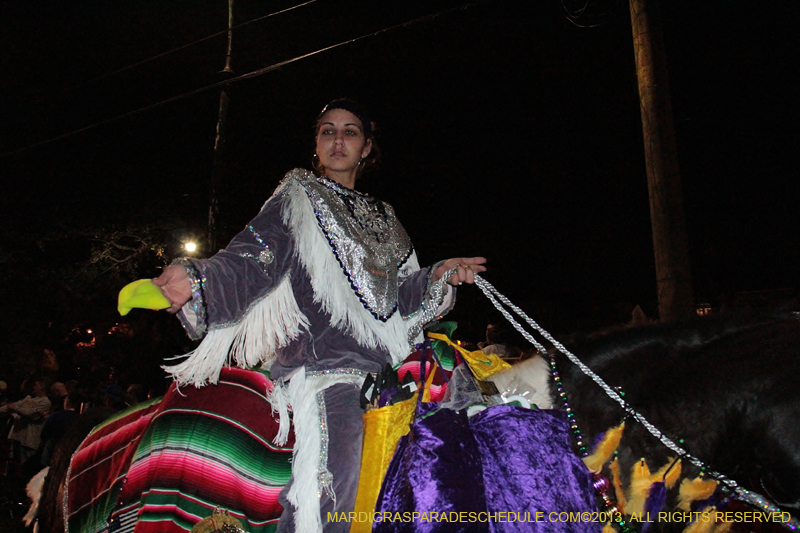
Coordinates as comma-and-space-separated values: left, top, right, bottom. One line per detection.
406, 268, 455, 346
316, 390, 335, 502
239, 225, 274, 273
310, 369, 366, 502
306, 368, 366, 378
301, 174, 413, 321
174, 258, 207, 339
259, 248, 275, 265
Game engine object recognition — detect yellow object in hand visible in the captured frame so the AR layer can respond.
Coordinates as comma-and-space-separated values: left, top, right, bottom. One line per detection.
118, 279, 171, 316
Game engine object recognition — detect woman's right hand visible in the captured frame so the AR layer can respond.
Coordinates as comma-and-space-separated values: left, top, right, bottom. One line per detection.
434, 257, 487, 286
152, 264, 192, 313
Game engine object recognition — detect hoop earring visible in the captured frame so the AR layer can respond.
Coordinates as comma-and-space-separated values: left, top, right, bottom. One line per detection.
312, 153, 323, 175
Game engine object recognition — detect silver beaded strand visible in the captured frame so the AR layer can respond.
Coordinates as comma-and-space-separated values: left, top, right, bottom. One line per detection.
472, 274, 799, 531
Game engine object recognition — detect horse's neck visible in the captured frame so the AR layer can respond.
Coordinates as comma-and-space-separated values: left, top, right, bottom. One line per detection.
486, 355, 554, 410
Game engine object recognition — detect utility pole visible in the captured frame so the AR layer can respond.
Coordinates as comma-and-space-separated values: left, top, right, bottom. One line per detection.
629, 0, 694, 322
208, 0, 235, 254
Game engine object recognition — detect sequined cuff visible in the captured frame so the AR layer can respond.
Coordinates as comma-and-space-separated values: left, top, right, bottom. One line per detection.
429, 261, 456, 317
172, 258, 207, 340
406, 266, 456, 348
237, 225, 275, 273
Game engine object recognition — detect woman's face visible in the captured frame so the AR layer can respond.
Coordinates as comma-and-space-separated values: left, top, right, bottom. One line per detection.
315, 109, 372, 182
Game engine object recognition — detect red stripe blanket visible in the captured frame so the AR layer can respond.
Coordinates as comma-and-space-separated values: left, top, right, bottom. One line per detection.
66, 368, 294, 533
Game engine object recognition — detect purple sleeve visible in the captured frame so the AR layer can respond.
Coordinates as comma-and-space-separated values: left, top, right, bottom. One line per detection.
397, 267, 431, 317
176, 193, 295, 339
398, 262, 456, 320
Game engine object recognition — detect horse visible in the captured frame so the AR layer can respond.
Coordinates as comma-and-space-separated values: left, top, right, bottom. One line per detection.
491, 310, 800, 532
33, 311, 800, 533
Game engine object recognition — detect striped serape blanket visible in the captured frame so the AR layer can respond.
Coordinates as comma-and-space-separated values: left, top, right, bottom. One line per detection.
395, 338, 457, 402
66, 368, 293, 533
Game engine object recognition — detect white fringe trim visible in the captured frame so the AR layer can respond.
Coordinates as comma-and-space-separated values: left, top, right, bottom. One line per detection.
24, 466, 49, 528
279, 368, 365, 533
268, 380, 292, 447
283, 171, 418, 364
165, 276, 310, 387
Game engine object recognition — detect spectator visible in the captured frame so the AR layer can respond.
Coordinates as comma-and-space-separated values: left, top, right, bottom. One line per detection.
0, 376, 52, 468
39, 392, 79, 466
480, 322, 509, 357
98, 384, 125, 411
480, 322, 523, 361
49, 382, 68, 412
124, 384, 145, 408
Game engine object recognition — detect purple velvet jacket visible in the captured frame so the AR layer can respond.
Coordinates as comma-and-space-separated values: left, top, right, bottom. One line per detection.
168, 169, 454, 386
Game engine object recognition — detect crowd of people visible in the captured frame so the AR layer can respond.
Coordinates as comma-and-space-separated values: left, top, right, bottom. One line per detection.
0, 358, 150, 503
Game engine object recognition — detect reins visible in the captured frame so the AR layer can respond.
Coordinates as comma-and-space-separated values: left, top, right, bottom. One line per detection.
472, 274, 799, 530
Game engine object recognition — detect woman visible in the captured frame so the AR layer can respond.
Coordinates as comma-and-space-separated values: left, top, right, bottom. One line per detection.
153, 99, 485, 532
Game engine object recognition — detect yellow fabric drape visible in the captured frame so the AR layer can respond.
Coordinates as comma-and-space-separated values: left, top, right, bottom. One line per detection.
349, 367, 437, 532
350, 331, 510, 531
426, 332, 512, 380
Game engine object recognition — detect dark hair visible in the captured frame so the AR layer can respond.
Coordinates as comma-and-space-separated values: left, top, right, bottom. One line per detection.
32, 375, 53, 391
313, 98, 381, 179
486, 323, 510, 345
316, 98, 373, 138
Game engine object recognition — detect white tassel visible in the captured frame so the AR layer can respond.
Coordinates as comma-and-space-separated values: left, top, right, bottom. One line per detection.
283, 171, 417, 363
165, 276, 309, 387
285, 368, 323, 533
267, 368, 305, 446
24, 467, 49, 528
228, 276, 311, 368
267, 378, 293, 447
165, 327, 236, 386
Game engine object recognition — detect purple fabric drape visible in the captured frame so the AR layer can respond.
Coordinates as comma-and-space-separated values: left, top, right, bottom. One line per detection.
374, 345, 599, 533
374, 401, 489, 533
470, 405, 601, 533
375, 404, 599, 533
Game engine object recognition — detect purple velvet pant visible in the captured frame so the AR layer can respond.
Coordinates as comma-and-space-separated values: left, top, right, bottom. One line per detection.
276, 382, 364, 533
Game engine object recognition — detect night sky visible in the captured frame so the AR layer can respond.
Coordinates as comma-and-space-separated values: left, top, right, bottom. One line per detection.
1, 0, 798, 340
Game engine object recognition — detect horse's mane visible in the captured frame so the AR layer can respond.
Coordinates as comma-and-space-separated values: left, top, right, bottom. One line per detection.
562, 309, 799, 369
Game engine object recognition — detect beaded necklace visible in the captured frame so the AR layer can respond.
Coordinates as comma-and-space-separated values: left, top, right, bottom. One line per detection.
549, 350, 636, 532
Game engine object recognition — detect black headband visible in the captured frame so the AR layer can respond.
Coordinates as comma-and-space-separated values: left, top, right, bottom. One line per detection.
318, 99, 372, 139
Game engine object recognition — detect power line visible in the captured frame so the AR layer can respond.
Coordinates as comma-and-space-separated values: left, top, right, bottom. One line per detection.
64, 0, 322, 93
561, 0, 623, 28
2, 1, 481, 158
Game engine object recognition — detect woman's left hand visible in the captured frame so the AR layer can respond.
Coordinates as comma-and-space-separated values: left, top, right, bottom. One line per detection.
434, 257, 487, 286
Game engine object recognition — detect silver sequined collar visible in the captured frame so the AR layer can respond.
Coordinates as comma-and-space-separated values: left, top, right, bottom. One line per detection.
300, 173, 413, 321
